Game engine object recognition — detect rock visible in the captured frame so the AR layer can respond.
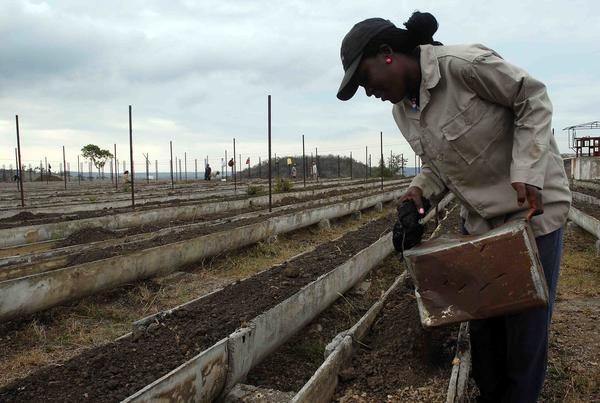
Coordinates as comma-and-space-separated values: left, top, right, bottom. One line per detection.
283, 265, 300, 278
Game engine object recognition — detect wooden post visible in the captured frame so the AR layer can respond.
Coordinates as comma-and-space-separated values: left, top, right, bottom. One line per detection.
170, 141, 174, 189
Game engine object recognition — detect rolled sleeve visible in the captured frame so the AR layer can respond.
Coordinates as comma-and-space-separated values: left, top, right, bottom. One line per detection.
462, 52, 553, 189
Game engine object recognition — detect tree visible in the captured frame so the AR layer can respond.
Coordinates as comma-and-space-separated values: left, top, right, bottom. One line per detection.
388, 153, 408, 176
81, 144, 113, 179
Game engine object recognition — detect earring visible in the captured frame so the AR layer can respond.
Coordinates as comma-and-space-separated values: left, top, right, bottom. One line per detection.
385, 56, 392, 64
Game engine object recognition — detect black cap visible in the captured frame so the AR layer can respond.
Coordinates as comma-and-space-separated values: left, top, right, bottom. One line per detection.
337, 18, 396, 101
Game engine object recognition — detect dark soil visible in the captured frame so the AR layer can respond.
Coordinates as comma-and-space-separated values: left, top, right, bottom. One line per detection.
244, 215, 443, 393
572, 200, 600, 220
53, 192, 392, 267
245, 253, 405, 392
0, 182, 400, 229
0, 214, 396, 402
333, 280, 458, 402
56, 227, 120, 247
571, 184, 600, 200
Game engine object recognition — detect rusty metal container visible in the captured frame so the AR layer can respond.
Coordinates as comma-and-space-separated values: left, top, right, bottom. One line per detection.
403, 220, 548, 327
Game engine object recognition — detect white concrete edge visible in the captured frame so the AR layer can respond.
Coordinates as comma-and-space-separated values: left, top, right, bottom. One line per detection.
568, 206, 600, 239
0, 185, 400, 274
120, 337, 229, 403
121, 213, 395, 402
292, 201, 458, 403
223, 229, 395, 393
131, 232, 350, 330
0, 189, 404, 322
572, 191, 600, 206
0, 179, 408, 248
291, 271, 408, 403
0, 178, 408, 217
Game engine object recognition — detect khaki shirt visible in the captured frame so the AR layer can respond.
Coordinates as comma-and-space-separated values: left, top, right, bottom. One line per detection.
393, 44, 571, 237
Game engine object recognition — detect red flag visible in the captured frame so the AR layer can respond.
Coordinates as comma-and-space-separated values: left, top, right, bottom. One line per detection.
246, 157, 250, 165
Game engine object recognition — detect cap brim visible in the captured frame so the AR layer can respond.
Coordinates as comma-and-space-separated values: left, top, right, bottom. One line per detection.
336, 55, 362, 101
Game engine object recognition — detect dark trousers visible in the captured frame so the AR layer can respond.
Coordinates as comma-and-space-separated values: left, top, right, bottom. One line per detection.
469, 227, 564, 403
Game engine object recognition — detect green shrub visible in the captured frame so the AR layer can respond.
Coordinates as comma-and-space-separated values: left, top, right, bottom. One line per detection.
274, 178, 293, 192
246, 185, 263, 196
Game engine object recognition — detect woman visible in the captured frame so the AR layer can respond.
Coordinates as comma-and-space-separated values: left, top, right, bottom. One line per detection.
337, 12, 571, 403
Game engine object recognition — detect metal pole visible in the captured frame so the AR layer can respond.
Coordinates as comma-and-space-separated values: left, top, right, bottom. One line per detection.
179, 158, 182, 181
233, 138, 237, 192
184, 152, 187, 182
169, 141, 174, 189
259, 157, 262, 179
380, 131, 384, 191
15, 115, 24, 206
146, 153, 150, 184
62, 145, 67, 190
350, 151, 353, 179
129, 105, 135, 208
195, 159, 197, 180
155, 160, 158, 182
315, 147, 318, 182
248, 157, 251, 179
239, 154, 241, 180
114, 144, 118, 189
77, 155, 80, 185
337, 155, 340, 178
302, 134, 306, 188
45, 156, 48, 184
268, 95, 272, 212
365, 146, 368, 182
225, 149, 228, 181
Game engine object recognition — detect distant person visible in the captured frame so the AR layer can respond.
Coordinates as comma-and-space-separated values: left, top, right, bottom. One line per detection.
123, 170, 130, 183
311, 161, 318, 180
205, 164, 212, 181
291, 165, 297, 179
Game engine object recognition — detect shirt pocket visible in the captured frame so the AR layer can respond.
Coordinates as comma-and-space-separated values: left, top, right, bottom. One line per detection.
441, 100, 495, 164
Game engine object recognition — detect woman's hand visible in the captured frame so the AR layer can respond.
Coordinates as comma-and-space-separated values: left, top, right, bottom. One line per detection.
400, 186, 426, 215
512, 182, 544, 221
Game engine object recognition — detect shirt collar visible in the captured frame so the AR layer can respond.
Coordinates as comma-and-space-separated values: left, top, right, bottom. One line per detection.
419, 44, 441, 90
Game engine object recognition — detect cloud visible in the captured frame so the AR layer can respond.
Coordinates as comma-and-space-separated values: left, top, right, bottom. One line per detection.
1, 0, 598, 170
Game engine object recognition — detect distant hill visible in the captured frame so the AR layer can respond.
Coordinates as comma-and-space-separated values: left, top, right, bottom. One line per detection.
235, 154, 419, 179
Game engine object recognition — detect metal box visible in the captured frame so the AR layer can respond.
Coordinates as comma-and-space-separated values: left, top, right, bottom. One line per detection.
403, 220, 548, 327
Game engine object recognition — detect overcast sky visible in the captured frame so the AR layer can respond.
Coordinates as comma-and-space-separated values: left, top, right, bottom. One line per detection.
1, 0, 599, 172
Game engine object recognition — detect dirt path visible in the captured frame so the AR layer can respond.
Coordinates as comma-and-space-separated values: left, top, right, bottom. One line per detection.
539, 224, 600, 402
0, 214, 396, 402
